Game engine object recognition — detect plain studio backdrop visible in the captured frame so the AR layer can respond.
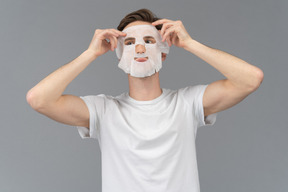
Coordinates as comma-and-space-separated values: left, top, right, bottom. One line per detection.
1, 0, 287, 191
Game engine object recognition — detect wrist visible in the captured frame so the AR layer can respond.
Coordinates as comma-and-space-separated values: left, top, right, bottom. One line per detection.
182, 38, 196, 51
83, 49, 98, 60
183, 39, 205, 53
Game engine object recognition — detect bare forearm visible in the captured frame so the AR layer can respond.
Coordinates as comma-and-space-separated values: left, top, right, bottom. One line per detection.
27, 50, 97, 108
185, 39, 263, 90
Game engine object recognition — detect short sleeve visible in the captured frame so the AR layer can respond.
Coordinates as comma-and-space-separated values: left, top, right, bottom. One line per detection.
180, 85, 217, 128
193, 85, 217, 127
76, 95, 106, 139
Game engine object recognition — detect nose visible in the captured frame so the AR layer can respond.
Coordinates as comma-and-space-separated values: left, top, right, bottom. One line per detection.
135, 44, 146, 54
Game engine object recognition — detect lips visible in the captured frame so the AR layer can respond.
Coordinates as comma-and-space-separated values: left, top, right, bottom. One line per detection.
134, 57, 148, 62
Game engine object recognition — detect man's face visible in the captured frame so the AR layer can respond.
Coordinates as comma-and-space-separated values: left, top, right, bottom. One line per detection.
116, 21, 169, 78
124, 35, 156, 62
124, 21, 163, 61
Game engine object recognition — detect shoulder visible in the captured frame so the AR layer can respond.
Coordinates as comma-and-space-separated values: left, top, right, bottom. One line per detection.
79, 93, 125, 115
81, 92, 124, 101
80, 93, 122, 108
80, 94, 107, 103
178, 84, 208, 97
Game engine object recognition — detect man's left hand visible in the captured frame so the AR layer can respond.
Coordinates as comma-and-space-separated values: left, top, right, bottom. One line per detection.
152, 19, 193, 49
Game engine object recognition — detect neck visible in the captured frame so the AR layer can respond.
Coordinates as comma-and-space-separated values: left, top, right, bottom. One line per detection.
128, 72, 162, 101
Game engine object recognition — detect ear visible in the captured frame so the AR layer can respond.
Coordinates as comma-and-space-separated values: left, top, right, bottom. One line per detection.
161, 53, 167, 62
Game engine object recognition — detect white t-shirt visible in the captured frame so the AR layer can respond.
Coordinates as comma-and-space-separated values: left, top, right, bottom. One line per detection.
77, 85, 217, 192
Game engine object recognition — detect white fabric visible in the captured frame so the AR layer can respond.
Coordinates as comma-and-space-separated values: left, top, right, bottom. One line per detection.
115, 25, 169, 78
76, 85, 217, 192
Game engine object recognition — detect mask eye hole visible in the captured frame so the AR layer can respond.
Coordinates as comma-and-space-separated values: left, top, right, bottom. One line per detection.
143, 36, 156, 44
124, 37, 135, 45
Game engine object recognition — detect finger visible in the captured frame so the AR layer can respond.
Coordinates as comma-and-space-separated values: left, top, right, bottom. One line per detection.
101, 29, 123, 41
109, 40, 114, 51
161, 22, 175, 37
166, 35, 172, 47
162, 26, 176, 42
105, 30, 121, 38
103, 34, 120, 49
110, 29, 127, 37
112, 36, 118, 50
171, 33, 178, 45
152, 18, 173, 26
105, 36, 114, 51
98, 31, 116, 41
109, 36, 118, 51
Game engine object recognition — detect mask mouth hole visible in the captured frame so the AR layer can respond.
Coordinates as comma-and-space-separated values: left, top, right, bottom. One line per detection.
134, 57, 148, 62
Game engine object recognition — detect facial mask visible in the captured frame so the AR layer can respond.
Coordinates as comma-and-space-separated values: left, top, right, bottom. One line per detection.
116, 25, 169, 78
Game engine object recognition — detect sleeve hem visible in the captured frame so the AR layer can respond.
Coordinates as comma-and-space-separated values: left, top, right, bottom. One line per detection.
198, 84, 217, 127
76, 96, 98, 139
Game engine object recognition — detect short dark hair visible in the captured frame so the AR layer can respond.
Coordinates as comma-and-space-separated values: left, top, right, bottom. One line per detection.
117, 8, 162, 31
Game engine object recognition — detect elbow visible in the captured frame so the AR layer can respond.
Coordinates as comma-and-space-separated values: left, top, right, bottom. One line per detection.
26, 90, 46, 112
248, 68, 264, 92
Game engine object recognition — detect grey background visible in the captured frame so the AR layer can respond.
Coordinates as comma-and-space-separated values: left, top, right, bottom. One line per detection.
1, 0, 287, 191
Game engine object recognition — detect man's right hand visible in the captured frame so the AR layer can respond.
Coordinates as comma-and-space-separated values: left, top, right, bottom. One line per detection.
87, 29, 126, 57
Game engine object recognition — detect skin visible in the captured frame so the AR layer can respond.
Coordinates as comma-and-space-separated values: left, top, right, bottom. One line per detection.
151, 19, 264, 116
26, 19, 263, 129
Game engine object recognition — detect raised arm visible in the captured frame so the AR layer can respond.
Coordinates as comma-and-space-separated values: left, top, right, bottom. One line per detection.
26, 29, 126, 128
152, 19, 264, 116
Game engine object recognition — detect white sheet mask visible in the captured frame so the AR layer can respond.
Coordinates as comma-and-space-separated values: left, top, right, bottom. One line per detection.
116, 25, 169, 78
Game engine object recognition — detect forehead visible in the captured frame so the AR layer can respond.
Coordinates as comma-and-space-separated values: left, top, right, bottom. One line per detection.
123, 25, 159, 38
124, 21, 152, 29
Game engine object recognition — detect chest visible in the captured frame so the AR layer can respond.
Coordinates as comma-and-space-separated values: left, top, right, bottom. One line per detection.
99, 100, 195, 157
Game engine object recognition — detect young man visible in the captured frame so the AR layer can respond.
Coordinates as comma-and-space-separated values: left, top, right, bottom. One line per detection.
27, 9, 263, 192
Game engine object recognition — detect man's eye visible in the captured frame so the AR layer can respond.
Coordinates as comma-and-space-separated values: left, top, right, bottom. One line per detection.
145, 40, 152, 44
125, 41, 133, 45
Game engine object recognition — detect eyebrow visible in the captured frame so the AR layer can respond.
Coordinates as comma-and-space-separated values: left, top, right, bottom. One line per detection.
124, 37, 135, 42
143, 36, 155, 39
